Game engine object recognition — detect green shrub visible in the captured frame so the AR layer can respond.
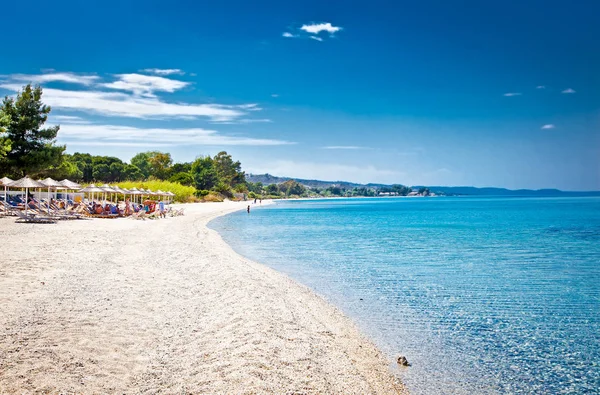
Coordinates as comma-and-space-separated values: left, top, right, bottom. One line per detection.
116, 180, 196, 202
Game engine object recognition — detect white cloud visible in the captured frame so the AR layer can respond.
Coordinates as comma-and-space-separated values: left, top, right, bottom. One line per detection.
536, 85, 546, 89
140, 68, 184, 76
0, 84, 255, 122
321, 146, 369, 150
503, 92, 522, 97
562, 88, 576, 94
310, 36, 323, 42
282, 32, 296, 38
101, 73, 189, 97
51, 115, 91, 124
541, 124, 555, 129
212, 118, 273, 125
56, 123, 295, 147
7, 72, 99, 86
300, 22, 342, 34
245, 160, 402, 184
271, 94, 279, 98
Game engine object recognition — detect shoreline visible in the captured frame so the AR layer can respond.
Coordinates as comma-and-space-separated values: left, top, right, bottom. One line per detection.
0, 201, 407, 394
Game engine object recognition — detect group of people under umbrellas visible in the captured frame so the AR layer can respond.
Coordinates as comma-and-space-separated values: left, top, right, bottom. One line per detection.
0, 176, 175, 218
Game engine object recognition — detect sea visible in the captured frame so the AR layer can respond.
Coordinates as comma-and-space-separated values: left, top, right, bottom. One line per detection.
209, 197, 600, 394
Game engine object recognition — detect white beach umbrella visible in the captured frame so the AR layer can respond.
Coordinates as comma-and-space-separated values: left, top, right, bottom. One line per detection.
0, 176, 14, 206
166, 191, 175, 204
7, 176, 46, 218
39, 177, 63, 214
100, 184, 116, 202
59, 179, 81, 203
79, 184, 104, 202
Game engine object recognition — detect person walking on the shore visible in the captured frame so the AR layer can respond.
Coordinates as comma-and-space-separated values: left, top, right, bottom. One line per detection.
247, 205, 250, 214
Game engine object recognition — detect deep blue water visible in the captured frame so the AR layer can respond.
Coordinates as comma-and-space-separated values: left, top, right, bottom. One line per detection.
209, 197, 600, 394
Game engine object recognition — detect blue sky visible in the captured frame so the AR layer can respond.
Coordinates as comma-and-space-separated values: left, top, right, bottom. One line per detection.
1, 0, 598, 190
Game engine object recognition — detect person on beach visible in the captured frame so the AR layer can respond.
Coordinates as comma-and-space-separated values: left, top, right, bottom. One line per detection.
247, 205, 250, 213
158, 200, 165, 218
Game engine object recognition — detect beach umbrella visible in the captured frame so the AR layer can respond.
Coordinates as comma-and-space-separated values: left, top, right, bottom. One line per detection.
59, 179, 81, 204
39, 177, 63, 214
100, 184, 116, 202
129, 187, 142, 203
0, 176, 13, 206
79, 184, 104, 202
7, 176, 46, 218
166, 191, 175, 204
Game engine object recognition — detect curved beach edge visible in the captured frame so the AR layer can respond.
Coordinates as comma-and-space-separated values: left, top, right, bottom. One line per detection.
0, 201, 408, 394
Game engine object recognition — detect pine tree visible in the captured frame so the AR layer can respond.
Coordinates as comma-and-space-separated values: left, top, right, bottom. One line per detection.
0, 84, 64, 177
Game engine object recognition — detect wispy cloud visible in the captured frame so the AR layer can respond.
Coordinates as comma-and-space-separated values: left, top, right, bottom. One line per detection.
536, 85, 546, 89
282, 32, 297, 38
321, 146, 370, 150
271, 93, 279, 98
562, 88, 576, 94
51, 115, 91, 124
6, 72, 99, 86
0, 79, 257, 122
300, 22, 342, 34
56, 124, 295, 147
503, 92, 522, 97
310, 36, 323, 42
101, 73, 189, 97
541, 124, 556, 129
212, 118, 273, 125
140, 68, 184, 76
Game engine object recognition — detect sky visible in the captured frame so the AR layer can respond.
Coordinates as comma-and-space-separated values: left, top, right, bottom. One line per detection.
1, 0, 598, 190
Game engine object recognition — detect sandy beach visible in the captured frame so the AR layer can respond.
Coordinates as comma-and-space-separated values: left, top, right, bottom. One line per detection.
0, 202, 406, 394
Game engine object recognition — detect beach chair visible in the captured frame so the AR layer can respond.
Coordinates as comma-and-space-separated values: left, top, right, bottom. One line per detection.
131, 210, 146, 220
14, 210, 57, 224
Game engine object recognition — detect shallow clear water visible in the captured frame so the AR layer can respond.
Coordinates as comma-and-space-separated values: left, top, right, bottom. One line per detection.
209, 197, 600, 394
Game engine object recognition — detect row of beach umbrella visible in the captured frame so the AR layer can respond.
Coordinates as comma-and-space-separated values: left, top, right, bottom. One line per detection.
0, 176, 175, 217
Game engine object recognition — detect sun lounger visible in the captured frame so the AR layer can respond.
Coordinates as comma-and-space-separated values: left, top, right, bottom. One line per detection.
14, 210, 57, 224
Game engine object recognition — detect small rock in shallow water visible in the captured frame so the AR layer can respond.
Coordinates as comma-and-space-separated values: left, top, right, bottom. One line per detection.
397, 356, 410, 366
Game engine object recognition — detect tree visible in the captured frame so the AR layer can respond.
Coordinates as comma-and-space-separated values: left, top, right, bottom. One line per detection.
213, 151, 245, 188
0, 109, 11, 164
130, 152, 152, 179
0, 84, 64, 177
280, 179, 306, 196
266, 183, 279, 195
122, 164, 144, 181
37, 154, 83, 180
71, 152, 94, 182
191, 156, 218, 190
92, 164, 110, 181
169, 171, 194, 186
147, 152, 172, 180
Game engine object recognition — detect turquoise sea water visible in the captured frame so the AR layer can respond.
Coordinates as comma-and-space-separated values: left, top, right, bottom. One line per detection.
209, 197, 600, 394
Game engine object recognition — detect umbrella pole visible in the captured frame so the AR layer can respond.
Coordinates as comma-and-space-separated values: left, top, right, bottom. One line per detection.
25, 187, 28, 217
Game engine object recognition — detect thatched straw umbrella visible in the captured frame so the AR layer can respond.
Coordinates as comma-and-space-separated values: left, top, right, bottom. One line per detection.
100, 184, 116, 203
166, 191, 175, 204
79, 184, 104, 202
59, 179, 81, 203
0, 176, 13, 205
129, 187, 142, 203
39, 177, 63, 214
7, 176, 46, 218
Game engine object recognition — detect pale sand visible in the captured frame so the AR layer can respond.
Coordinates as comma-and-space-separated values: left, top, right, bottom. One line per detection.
0, 202, 407, 394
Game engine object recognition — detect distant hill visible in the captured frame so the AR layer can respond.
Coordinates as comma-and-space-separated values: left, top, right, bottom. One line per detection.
246, 174, 600, 197
414, 186, 600, 197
